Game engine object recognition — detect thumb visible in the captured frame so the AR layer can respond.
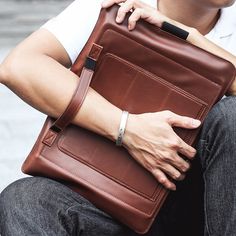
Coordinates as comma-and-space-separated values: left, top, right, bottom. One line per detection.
101, 0, 122, 8
167, 112, 201, 129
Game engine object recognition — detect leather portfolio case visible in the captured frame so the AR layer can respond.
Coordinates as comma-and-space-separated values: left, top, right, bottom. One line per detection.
22, 5, 235, 234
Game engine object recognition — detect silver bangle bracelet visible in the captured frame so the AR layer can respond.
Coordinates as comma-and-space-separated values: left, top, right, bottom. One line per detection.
116, 111, 129, 146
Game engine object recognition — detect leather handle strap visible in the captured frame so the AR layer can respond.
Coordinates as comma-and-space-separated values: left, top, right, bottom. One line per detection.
50, 68, 94, 133
43, 43, 103, 146
161, 22, 189, 40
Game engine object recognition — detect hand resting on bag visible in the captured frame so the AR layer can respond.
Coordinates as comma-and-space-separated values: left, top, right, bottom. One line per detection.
122, 110, 200, 190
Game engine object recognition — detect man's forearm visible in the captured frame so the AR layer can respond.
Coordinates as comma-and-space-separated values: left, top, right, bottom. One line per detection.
0, 52, 122, 142
188, 29, 236, 95
168, 20, 236, 95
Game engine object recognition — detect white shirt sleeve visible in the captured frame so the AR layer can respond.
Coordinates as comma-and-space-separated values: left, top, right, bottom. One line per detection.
41, 0, 157, 64
42, 0, 103, 64
42, 0, 236, 64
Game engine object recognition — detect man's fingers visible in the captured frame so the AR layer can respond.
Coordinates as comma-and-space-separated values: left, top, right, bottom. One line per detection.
159, 163, 185, 181
128, 8, 148, 30
152, 169, 176, 190
164, 111, 201, 129
102, 0, 135, 23
165, 152, 191, 172
167, 133, 197, 160
116, 1, 135, 23
178, 140, 197, 160
102, 0, 148, 25
101, 0, 125, 8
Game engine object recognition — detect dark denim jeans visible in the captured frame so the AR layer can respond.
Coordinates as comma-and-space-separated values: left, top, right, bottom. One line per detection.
197, 96, 236, 236
1, 96, 236, 236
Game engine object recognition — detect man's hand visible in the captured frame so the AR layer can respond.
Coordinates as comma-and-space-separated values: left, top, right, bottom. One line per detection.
102, 0, 169, 30
123, 111, 201, 191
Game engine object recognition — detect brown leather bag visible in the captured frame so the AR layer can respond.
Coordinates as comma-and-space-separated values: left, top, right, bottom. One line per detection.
22, 5, 235, 234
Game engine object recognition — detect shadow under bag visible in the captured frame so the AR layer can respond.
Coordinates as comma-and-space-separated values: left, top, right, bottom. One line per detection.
22, 4, 235, 234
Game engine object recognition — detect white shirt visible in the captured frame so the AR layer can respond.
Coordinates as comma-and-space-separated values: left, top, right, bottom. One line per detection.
42, 0, 236, 64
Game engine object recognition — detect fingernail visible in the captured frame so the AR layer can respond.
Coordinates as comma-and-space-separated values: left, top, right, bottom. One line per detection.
175, 173, 181, 180
192, 119, 201, 127
184, 164, 190, 172
171, 185, 176, 191
191, 149, 197, 156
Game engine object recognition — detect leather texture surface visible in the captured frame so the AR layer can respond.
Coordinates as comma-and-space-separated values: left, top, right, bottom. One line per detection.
22, 5, 235, 234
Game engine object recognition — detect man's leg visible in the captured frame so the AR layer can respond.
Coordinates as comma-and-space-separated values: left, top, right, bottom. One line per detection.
0, 177, 134, 236
0, 176, 165, 236
197, 96, 236, 236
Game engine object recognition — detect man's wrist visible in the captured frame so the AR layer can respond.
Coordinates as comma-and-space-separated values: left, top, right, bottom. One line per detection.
122, 113, 137, 148
116, 111, 129, 146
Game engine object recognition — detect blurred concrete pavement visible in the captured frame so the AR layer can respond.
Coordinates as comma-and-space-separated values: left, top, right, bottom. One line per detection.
0, 0, 73, 192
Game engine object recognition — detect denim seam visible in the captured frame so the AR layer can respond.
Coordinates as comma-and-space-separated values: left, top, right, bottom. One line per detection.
203, 173, 213, 236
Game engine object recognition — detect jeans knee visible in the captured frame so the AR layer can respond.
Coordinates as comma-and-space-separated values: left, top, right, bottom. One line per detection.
198, 96, 236, 170
203, 96, 236, 136
0, 178, 39, 212
0, 177, 62, 216
0, 178, 31, 223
